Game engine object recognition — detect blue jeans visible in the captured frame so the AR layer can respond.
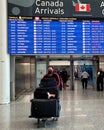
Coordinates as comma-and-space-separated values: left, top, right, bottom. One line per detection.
57, 99, 61, 117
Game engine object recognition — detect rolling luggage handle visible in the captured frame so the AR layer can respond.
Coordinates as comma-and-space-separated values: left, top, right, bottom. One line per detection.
47, 92, 55, 99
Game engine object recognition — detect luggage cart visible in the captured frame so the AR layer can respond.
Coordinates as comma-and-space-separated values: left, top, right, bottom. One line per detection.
29, 87, 59, 127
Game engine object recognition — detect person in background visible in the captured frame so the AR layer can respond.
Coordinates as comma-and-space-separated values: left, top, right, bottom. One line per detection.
61, 68, 68, 90
57, 70, 63, 91
74, 71, 78, 79
97, 68, 104, 91
81, 70, 89, 89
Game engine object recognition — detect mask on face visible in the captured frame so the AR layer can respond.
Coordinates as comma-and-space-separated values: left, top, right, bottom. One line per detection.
48, 70, 53, 74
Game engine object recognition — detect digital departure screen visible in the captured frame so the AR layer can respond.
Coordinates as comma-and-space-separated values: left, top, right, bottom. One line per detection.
8, 17, 104, 54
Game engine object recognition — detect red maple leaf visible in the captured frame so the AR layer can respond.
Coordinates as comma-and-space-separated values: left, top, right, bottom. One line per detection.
80, 5, 85, 10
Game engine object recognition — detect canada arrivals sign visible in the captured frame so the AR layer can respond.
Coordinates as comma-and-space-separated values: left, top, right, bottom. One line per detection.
8, 0, 104, 18
34, 0, 65, 15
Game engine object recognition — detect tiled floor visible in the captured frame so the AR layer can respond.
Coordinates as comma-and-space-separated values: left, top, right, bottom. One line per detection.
1, 80, 104, 130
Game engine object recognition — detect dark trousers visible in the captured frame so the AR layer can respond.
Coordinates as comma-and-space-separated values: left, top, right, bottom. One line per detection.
97, 79, 103, 91
82, 78, 88, 89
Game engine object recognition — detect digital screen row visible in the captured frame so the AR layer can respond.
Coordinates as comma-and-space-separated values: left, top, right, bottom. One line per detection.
8, 18, 104, 54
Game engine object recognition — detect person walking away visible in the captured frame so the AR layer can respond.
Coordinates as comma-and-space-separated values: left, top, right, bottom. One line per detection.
61, 68, 68, 90
97, 68, 104, 91
81, 70, 89, 89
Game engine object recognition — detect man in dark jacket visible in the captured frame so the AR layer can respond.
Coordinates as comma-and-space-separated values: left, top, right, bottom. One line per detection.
97, 68, 104, 91
43, 66, 61, 87
41, 66, 61, 117
61, 68, 68, 90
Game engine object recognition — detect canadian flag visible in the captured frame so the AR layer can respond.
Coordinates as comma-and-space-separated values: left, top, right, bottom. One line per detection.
75, 4, 90, 12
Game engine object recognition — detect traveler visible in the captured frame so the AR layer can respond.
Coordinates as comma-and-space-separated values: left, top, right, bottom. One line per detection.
43, 66, 61, 87
61, 68, 68, 90
97, 68, 104, 91
41, 66, 61, 117
81, 70, 89, 89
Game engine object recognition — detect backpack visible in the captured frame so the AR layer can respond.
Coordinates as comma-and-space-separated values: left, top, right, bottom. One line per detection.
39, 77, 57, 88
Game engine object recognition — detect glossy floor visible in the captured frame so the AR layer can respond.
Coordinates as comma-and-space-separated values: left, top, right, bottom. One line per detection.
1, 80, 104, 130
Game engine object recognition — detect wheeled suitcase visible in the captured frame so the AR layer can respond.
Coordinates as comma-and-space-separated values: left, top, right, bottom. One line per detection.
34, 87, 59, 99
30, 98, 58, 118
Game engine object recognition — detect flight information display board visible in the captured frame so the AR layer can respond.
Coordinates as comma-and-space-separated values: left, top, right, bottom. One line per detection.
8, 17, 104, 54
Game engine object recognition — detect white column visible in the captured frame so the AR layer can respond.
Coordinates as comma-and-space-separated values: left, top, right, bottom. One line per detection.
0, 0, 10, 104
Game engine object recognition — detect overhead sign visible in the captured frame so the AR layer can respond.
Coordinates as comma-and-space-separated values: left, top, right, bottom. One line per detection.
8, 0, 104, 55
8, 0, 104, 18
8, 17, 104, 54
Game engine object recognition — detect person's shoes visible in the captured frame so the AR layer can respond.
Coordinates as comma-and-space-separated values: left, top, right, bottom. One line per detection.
52, 117, 58, 121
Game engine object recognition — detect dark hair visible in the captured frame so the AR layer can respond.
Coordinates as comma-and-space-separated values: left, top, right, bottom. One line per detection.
48, 65, 54, 69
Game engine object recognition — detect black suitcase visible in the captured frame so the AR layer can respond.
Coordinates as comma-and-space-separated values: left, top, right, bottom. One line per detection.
39, 77, 57, 88
30, 99, 58, 118
34, 87, 59, 99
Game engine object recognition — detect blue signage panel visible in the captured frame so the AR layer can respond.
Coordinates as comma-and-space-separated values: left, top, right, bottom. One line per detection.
8, 17, 104, 54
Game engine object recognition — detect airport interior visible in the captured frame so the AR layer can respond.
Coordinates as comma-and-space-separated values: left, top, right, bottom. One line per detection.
1, 0, 104, 130
1, 55, 104, 130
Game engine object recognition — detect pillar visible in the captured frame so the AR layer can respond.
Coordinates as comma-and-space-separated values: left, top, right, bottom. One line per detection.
0, 0, 10, 104
92, 56, 99, 90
